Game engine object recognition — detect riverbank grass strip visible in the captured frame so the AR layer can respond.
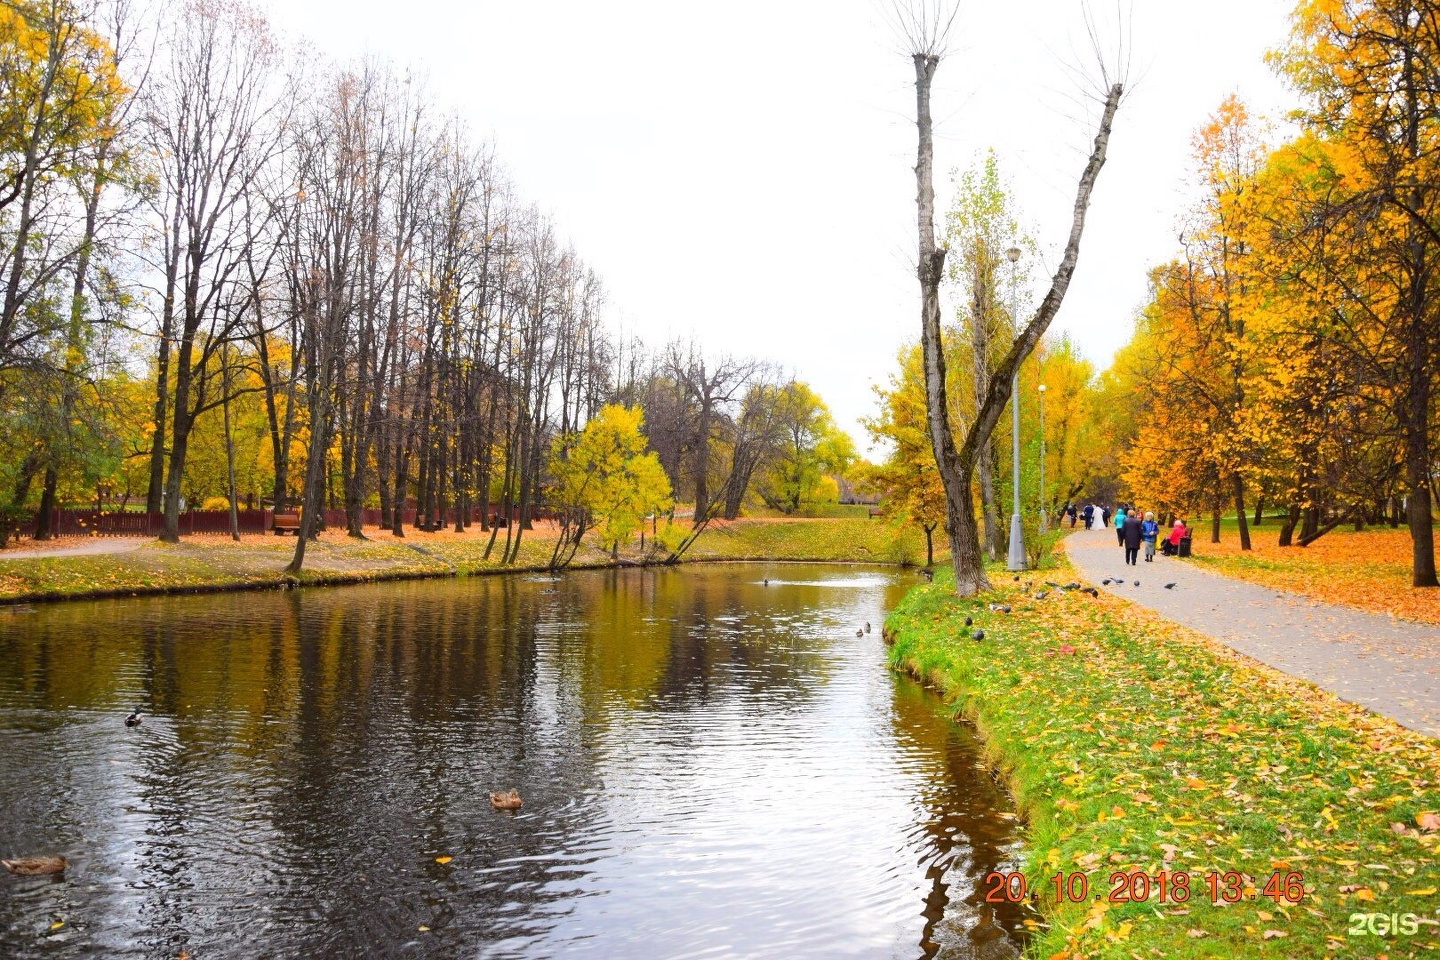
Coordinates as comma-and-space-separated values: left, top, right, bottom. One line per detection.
0, 518, 913, 604
683, 518, 931, 564
886, 567, 1439, 959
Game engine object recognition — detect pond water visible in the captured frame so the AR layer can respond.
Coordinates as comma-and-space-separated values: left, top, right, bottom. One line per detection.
0, 564, 1026, 958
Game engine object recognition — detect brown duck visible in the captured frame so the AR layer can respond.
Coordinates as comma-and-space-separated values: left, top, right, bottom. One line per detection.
490, 789, 522, 811
3, 856, 67, 875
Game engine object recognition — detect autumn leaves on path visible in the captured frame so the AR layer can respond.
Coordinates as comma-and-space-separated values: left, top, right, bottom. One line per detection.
1064, 525, 1440, 738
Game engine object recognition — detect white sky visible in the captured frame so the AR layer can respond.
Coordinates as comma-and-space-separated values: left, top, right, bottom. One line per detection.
266, 0, 1299, 452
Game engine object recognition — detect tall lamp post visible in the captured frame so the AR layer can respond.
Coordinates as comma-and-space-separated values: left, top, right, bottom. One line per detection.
1005, 246, 1026, 571
1038, 382, 1047, 532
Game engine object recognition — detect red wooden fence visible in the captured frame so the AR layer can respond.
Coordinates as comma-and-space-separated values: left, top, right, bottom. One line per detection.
10, 503, 558, 540
17, 508, 275, 538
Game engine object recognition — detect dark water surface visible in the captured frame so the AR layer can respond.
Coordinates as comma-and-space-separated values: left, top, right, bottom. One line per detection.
0, 564, 1025, 958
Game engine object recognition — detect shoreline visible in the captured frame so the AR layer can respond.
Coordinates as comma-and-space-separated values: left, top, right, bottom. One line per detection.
884, 565, 1438, 957
0, 518, 930, 608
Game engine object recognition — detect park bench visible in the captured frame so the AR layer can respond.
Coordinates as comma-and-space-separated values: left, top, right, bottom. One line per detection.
868, 506, 884, 519
273, 513, 301, 536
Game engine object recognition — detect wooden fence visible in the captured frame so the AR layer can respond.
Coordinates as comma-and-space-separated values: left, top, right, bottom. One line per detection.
17, 508, 273, 538
10, 503, 558, 540
4, 503, 555, 541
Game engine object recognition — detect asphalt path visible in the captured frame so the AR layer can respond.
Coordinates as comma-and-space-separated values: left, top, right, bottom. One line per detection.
1064, 523, 1440, 738
0, 537, 147, 559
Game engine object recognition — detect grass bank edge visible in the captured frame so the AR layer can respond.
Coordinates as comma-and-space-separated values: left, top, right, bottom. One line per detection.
884, 565, 1439, 959
0, 517, 931, 605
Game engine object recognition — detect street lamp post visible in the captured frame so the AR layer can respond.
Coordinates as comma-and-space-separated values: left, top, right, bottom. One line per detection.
1038, 383, 1047, 532
1005, 246, 1026, 571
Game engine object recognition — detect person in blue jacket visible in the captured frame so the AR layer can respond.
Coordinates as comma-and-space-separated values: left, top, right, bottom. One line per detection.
1141, 511, 1159, 562
1114, 506, 1127, 546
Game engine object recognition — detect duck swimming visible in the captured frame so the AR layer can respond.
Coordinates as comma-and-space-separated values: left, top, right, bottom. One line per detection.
3, 856, 66, 875
490, 789, 522, 811
124, 708, 143, 727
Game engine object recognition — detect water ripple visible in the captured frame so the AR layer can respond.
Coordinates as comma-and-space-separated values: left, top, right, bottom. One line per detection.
0, 564, 1025, 958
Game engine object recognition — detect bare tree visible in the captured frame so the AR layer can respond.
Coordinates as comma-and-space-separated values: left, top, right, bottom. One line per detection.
142, 0, 287, 543
889, 1, 1126, 594
667, 343, 758, 527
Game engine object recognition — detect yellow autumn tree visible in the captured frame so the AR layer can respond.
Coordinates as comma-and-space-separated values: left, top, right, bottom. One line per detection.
864, 343, 947, 566
548, 404, 674, 566
1269, 0, 1440, 584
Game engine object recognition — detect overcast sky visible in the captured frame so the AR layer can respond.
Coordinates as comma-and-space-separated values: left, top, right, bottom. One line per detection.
266, 0, 1299, 451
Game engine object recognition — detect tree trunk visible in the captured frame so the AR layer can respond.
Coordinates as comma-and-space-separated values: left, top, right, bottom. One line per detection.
34, 467, 57, 540
1232, 473, 1251, 550
1298, 506, 1358, 547
693, 397, 711, 528
1404, 333, 1438, 585
222, 359, 240, 541
1278, 503, 1300, 547
286, 394, 330, 575
977, 443, 998, 560
146, 332, 171, 515
910, 48, 1121, 595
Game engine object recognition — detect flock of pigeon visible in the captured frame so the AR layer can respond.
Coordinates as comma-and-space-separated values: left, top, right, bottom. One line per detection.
1099, 576, 1178, 590
903, 571, 1182, 645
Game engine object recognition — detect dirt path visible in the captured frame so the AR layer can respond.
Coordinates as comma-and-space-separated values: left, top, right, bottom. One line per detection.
1, 537, 148, 559
1064, 523, 1440, 738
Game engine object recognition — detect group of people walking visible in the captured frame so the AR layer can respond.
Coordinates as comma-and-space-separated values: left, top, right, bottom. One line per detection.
1110, 507, 1157, 565
1072, 503, 1190, 566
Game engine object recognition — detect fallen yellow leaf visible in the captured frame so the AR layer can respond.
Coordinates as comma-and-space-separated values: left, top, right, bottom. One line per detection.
435, 855, 452, 864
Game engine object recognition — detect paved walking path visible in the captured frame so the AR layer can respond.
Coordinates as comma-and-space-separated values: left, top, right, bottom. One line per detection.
0, 537, 147, 559
1064, 523, 1440, 738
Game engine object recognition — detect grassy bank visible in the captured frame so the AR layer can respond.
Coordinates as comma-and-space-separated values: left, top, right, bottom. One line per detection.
1186, 519, 1440, 625
682, 516, 934, 564
0, 517, 931, 604
886, 565, 1438, 958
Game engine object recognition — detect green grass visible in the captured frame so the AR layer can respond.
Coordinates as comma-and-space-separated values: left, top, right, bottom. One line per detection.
683, 517, 936, 565
739, 502, 877, 519
0, 535, 454, 601
886, 564, 1439, 958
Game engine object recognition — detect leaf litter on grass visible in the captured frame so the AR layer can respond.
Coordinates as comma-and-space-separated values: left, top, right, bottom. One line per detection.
886, 561, 1439, 958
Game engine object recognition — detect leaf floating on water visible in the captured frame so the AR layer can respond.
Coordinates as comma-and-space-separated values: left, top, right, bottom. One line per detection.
49, 921, 63, 930
434, 855, 452, 864
418, 924, 430, 932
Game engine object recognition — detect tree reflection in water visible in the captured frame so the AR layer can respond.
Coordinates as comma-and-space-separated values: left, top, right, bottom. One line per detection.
0, 565, 1025, 959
